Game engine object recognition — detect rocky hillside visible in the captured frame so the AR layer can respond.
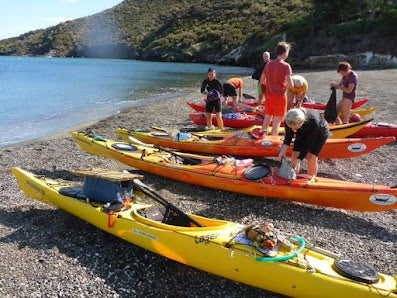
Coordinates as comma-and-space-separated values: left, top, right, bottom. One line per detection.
0, 0, 396, 68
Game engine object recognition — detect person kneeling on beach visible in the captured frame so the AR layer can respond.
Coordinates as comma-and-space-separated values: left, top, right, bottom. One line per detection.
223, 77, 243, 106
201, 68, 224, 130
277, 108, 330, 180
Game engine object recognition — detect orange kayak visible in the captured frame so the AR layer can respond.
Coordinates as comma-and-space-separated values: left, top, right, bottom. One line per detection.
116, 127, 395, 159
72, 132, 397, 212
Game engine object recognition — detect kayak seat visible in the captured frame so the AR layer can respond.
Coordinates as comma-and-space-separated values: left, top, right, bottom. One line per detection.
169, 155, 202, 165
244, 165, 270, 181
144, 206, 191, 227
201, 135, 224, 141
145, 205, 167, 222
112, 143, 138, 151
59, 187, 88, 200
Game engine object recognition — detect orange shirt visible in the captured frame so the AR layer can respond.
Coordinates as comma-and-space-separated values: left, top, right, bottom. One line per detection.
288, 75, 308, 94
264, 59, 292, 95
227, 78, 243, 89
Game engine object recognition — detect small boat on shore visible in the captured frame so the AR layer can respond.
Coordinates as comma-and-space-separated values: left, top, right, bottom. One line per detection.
188, 102, 377, 118
223, 97, 369, 110
72, 132, 397, 212
12, 167, 397, 298
116, 123, 395, 159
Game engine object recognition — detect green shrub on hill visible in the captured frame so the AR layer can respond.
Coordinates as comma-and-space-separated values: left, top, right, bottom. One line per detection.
0, 0, 395, 66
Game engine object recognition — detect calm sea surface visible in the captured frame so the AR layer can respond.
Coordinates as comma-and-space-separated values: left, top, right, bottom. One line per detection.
0, 56, 251, 146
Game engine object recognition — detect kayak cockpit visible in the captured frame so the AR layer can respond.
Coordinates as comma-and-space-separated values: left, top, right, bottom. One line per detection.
131, 206, 233, 232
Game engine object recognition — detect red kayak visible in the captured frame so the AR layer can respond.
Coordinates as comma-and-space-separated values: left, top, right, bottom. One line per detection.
350, 122, 397, 138
188, 102, 265, 116
303, 98, 369, 110
190, 112, 263, 128
202, 98, 369, 110
190, 112, 397, 139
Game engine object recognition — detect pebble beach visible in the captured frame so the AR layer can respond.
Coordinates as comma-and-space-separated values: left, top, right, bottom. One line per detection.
0, 69, 396, 297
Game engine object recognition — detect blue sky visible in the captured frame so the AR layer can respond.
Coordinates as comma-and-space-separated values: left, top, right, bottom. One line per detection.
0, 0, 124, 40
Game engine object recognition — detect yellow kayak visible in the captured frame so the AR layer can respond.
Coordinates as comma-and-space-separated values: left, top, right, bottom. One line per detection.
12, 167, 397, 298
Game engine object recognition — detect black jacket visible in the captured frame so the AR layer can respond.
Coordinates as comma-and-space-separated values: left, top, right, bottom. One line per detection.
284, 110, 330, 160
201, 78, 222, 94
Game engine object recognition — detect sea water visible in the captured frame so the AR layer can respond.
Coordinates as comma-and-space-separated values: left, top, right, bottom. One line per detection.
0, 56, 251, 147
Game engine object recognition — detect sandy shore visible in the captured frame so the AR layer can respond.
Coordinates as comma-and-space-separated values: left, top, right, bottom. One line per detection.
0, 69, 396, 297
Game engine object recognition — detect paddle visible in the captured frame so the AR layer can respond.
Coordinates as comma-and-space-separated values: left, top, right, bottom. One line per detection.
126, 135, 202, 165
243, 93, 256, 100
133, 179, 203, 227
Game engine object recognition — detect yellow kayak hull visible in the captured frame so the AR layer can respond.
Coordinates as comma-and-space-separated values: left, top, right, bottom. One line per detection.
12, 167, 397, 298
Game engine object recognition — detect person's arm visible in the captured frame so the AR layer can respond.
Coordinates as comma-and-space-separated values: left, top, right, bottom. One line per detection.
283, 126, 294, 146
260, 71, 266, 85
336, 82, 355, 94
285, 74, 293, 89
200, 80, 207, 94
277, 144, 289, 161
216, 80, 223, 94
331, 80, 343, 89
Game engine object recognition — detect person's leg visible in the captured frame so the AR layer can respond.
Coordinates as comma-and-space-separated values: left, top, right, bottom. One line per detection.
232, 96, 237, 106
261, 114, 273, 135
257, 84, 263, 105
306, 153, 318, 177
205, 113, 212, 127
340, 97, 353, 124
215, 112, 224, 130
271, 116, 283, 136
335, 100, 343, 124
287, 91, 294, 110
270, 93, 287, 135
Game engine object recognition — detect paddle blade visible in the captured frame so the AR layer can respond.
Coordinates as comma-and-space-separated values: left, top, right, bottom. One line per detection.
243, 93, 256, 100
127, 135, 154, 147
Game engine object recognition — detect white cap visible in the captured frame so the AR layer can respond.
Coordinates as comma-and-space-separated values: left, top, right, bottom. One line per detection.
294, 78, 303, 87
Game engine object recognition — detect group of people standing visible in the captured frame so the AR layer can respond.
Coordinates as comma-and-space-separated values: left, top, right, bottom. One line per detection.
200, 41, 359, 180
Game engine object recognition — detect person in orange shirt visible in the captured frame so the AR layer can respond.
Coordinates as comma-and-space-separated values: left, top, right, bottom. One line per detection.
260, 42, 293, 136
287, 75, 308, 109
223, 77, 243, 105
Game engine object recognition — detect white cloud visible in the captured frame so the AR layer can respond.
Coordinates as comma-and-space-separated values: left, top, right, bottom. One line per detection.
61, 0, 78, 3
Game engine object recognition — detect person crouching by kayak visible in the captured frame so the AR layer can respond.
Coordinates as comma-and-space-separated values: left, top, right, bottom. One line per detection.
277, 108, 330, 181
201, 68, 224, 130
331, 62, 359, 124
223, 77, 244, 106
287, 75, 308, 109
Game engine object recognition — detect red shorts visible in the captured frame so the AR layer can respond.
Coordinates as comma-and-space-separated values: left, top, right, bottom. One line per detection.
264, 93, 287, 117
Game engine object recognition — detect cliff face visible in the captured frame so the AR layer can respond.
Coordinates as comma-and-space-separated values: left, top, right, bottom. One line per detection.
0, 0, 395, 68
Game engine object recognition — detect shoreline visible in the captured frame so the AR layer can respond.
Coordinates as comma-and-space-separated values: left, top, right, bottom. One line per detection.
1, 71, 396, 297
0, 86, 198, 149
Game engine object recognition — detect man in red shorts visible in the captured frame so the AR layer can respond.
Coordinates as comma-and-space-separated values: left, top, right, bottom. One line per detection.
260, 42, 293, 136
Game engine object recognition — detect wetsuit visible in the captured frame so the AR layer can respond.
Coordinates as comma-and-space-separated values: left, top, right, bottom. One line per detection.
284, 110, 330, 160
201, 78, 223, 113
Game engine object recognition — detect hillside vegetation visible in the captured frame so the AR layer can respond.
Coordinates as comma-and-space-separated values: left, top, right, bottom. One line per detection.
0, 0, 395, 67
